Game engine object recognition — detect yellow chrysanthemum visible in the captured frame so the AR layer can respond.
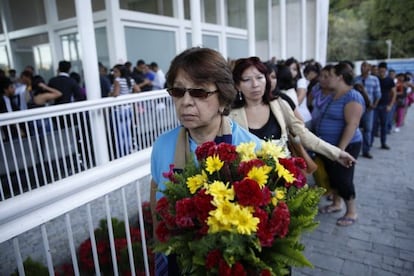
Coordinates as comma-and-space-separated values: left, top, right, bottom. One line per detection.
271, 188, 286, 206
207, 215, 233, 233
205, 155, 224, 174
186, 170, 208, 194
257, 140, 287, 160
276, 162, 296, 183
233, 205, 259, 235
207, 181, 234, 202
208, 201, 238, 231
247, 165, 272, 188
236, 142, 257, 161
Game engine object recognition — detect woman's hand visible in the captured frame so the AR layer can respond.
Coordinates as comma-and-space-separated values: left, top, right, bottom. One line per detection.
337, 150, 356, 168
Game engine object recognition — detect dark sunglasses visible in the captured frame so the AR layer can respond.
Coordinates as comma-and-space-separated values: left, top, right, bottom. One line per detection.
166, 87, 217, 99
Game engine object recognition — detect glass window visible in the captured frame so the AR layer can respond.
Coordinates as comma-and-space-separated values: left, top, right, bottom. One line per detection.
119, 0, 173, 17
56, 0, 105, 20
60, 33, 83, 75
56, 0, 76, 20
203, 0, 217, 24
227, 0, 246, 28
255, 0, 268, 41
0, 14, 3, 34
227, 37, 248, 60
125, 27, 176, 74
5, 0, 46, 31
0, 46, 9, 70
33, 44, 53, 81
95, 27, 110, 69
184, 0, 190, 20
203, 34, 219, 50
92, 0, 106, 11
10, 34, 51, 78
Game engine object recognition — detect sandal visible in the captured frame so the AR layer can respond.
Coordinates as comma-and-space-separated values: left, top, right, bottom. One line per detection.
336, 216, 357, 226
319, 205, 342, 214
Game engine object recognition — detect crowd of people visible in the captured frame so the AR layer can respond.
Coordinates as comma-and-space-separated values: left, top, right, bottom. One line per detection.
0, 59, 166, 145
149, 47, 414, 254
2, 50, 413, 229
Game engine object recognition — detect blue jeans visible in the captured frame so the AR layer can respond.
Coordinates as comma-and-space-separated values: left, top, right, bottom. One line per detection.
372, 105, 388, 147
387, 104, 397, 133
114, 106, 132, 157
360, 109, 374, 154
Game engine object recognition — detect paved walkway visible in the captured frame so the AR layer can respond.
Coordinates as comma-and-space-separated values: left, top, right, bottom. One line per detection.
294, 108, 414, 276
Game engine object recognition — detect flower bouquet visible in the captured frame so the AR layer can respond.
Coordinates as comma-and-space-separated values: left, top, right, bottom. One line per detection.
154, 141, 325, 275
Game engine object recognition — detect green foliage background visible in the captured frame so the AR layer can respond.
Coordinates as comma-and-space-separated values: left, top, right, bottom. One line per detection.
328, 0, 414, 61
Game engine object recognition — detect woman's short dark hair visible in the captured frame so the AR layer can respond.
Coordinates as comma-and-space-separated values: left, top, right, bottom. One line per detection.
276, 64, 294, 91
0, 77, 13, 94
166, 47, 236, 115
333, 62, 355, 86
232, 57, 272, 108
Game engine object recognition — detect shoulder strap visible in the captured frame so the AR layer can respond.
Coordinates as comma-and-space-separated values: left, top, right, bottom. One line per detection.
276, 92, 296, 111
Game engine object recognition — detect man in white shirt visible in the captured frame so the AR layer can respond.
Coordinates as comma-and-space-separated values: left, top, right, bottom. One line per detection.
149, 62, 166, 90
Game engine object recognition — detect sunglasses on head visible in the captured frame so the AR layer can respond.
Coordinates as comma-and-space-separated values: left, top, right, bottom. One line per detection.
166, 87, 217, 99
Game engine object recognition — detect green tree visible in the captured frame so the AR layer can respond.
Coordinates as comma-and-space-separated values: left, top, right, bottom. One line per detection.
328, 0, 414, 61
327, 8, 368, 61
367, 0, 414, 59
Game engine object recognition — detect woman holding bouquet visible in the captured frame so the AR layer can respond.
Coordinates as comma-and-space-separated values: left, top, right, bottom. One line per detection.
230, 57, 355, 169
150, 47, 262, 275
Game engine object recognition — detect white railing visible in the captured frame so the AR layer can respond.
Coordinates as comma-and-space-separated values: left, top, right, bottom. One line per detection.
0, 148, 153, 276
0, 90, 179, 200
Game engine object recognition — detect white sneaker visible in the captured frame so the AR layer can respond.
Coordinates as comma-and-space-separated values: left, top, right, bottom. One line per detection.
394, 128, 400, 133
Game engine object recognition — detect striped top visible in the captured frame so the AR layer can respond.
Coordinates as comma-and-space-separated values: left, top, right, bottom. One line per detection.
114, 77, 135, 95
315, 89, 365, 146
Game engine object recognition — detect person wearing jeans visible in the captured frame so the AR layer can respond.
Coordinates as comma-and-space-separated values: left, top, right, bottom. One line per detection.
355, 62, 381, 158
371, 62, 396, 150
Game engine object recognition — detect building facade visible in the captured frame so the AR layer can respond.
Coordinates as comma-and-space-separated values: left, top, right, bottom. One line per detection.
0, 0, 329, 87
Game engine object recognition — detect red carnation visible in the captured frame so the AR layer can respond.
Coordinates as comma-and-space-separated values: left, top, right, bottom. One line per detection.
270, 202, 290, 238
206, 249, 222, 269
175, 198, 196, 228
234, 179, 264, 206
238, 159, 266, 176
162, 164, 177, 182
293, 170, 307, 188
292, 157, 306, 170
215, 143, 238, 162
195, 141, 216, 160
278, 158, 303, 187
155, 197, 169, 216
218, 259, 232, 276
193, 189, 215, 222
231, 262, 247, 276
261, 269, 272, 276
155, 221, 170, 242
261, 186, 272, 205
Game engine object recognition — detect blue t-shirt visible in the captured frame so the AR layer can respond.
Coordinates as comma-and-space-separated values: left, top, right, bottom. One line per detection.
316, 89, 365, 146
151, 120, 262, 199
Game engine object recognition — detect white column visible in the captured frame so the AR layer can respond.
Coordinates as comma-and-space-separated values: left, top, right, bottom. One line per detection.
43, 0, 60, 73
316, 0, 329, 64
267, 0, 273, 60
0, 0, 13, 68
280, 0, 287, 59
218, 0, 228, 58
106, 0, 127, 65
247, 0, 255, 56
74, 0, 109, 164
190, 0, 202, 47
175, 0, 187, 53
301, 0, 307, 61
